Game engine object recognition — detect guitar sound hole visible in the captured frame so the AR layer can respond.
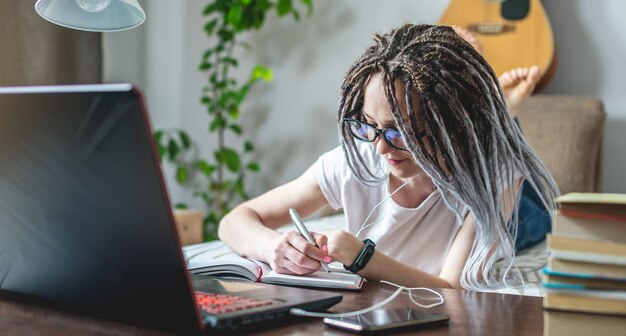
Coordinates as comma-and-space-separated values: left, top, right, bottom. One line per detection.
501, 0, 530, 21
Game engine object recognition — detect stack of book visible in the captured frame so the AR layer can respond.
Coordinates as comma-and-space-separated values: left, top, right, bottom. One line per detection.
543, 193, 626, 335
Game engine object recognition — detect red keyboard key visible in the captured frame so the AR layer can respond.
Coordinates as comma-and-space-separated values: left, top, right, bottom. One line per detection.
194, 292, 274, 315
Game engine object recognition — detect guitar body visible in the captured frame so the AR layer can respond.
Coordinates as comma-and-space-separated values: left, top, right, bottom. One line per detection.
439, 0, 556, 91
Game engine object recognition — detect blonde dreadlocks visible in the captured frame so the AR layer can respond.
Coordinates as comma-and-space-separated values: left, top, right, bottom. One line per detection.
338, 24, 558, 290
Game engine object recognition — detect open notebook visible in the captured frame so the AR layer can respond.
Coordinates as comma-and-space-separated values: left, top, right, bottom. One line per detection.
183, 245, 364, 290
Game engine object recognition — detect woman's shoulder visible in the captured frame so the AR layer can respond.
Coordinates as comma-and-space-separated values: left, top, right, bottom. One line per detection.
319, 142, 383, 167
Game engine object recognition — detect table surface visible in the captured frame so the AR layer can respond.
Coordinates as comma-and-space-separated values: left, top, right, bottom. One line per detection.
0, 281, 544, 335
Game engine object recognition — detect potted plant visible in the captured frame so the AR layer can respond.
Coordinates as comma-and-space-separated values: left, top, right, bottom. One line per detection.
155, 0, 313, 241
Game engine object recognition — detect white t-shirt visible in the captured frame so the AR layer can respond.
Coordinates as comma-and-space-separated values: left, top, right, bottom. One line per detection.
315, 145, 463, 276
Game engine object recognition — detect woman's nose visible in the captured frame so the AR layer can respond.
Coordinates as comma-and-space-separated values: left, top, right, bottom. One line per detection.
374, 136, 394, 154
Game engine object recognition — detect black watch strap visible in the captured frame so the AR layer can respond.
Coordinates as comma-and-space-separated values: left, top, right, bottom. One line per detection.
344, 239, 376, 273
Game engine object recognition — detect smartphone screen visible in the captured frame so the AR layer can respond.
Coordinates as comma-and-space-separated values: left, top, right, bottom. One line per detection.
323, 308, 449, 333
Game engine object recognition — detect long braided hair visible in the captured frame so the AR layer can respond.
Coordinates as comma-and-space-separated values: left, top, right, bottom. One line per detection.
338, 24, 559, 290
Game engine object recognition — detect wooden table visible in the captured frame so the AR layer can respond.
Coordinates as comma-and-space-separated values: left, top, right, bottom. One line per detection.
0, 282, 543, 335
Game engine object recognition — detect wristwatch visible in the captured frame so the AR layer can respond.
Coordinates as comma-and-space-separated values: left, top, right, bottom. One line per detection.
344, 239, 376, 273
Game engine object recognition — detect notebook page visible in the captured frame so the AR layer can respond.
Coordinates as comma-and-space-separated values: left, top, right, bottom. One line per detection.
260, 262, 363, 290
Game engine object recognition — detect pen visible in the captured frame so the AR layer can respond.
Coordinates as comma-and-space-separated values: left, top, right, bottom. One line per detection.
289, 208, 331, 273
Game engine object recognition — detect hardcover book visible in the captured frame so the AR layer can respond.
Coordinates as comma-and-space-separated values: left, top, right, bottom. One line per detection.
544, 310, 626, 336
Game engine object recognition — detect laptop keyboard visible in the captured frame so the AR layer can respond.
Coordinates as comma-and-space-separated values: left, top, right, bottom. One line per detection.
194, 291, 275, 315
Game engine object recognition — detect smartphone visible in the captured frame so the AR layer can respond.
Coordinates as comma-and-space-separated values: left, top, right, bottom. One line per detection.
323, 308, 449, 333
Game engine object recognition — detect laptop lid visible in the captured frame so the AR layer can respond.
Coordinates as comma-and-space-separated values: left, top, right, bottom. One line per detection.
0, 84, 342, 334
0, 84, 202, 334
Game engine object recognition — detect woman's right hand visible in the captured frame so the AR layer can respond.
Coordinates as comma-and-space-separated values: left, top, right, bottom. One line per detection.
265, 231, 332, 275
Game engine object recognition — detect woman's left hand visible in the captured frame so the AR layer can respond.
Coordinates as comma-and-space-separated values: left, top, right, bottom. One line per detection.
321, 230, 365, 266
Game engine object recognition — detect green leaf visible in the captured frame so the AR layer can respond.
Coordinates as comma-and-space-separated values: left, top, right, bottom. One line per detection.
179, 131, 191, 149
176, 166, 188, 184
154, 131, 165, 160
209, 73, 218, 85
218, 90, 238, 107
157, 144, 166, 160
199, 62, 212, 71
244, 141, 254, 152
229, 105, 239, 120
204, 18, 219, 35
154, 130, 163, 142
258, 0, 273, 11
203, 3, 219, 16
251, 10, 266, 29
241, 0, 252, 5
251, 65, 273, 82
221, 179, 233, 191
236, 84, 249, 104
247, 162, 261, 172
168, 139, 179, 159
291, 9, 300, 21
209, 115, 226, 131
193, 191, 210, 203
235, 177, 246, 198
204, 212, 219, 241
195, 160, 216, 176
205, 211, 218, 224
301, 0, 313, 15
221, 56, 238, 67
226, 6, 242, 27
277, 0, 292, 16
216, 148, 241, 172
201, 95, 211, 105
229, 124, 242, 134
174, 202, 188, 209
202, 50, 213, 61
216, 79, 228, 90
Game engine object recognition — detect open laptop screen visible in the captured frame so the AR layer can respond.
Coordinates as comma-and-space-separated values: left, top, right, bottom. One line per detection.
0, 85, 201, 333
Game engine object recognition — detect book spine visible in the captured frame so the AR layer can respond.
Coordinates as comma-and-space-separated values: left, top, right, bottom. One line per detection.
559, 209, 626, 222
548, 235, 626, 258
544, 310, 626, 336
552, 212, 626, 244
544, 291, 626, 315
548, 259, 626, 279
551, 250, 626, 266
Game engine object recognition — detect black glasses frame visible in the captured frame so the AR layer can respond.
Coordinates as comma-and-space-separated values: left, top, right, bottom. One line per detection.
343, 118, 427, 151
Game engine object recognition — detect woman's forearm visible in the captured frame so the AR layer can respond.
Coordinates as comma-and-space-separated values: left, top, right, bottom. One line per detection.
360, 251, 456, 289
218, 205, 281, 262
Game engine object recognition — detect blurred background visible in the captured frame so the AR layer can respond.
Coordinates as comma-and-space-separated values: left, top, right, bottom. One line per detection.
3, 0, 626, 212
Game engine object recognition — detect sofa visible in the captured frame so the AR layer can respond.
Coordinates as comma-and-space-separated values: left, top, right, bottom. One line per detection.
516, 94, 606, 194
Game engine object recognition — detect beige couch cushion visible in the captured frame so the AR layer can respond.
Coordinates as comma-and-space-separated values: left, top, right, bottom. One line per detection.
516, 95, 606, 194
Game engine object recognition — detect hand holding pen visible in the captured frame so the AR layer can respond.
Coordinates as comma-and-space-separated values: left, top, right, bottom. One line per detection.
289, 208, 332, 273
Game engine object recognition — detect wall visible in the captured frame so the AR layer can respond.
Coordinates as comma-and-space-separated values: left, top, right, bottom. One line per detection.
104, 0, 626, 208
0, 1, 101, 85
541, 0, 626, 194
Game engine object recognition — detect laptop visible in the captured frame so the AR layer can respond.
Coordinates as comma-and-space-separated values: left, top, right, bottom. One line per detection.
0, 84, 342, 334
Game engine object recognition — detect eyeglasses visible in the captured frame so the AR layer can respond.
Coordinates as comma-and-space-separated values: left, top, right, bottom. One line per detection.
343, 118, 426, 151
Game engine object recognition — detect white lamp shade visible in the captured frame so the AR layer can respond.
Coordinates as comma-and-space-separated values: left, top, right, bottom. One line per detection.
35, 0, 146, 32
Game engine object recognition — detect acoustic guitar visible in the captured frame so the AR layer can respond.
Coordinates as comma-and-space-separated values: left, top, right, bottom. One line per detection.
439, 0, 556, 91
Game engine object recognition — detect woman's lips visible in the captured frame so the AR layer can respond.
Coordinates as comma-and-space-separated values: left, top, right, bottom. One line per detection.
386, 158, 406, 166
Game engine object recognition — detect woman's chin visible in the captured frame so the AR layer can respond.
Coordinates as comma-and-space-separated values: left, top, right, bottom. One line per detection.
388, 164, 421, 180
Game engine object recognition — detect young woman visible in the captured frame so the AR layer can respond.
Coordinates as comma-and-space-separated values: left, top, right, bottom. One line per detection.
219, 24, 559, 290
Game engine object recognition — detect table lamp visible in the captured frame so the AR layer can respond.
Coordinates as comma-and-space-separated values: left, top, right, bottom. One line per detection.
35, 0, 145, 32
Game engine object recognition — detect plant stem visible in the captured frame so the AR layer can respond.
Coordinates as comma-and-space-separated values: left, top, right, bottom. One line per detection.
212, 39, 223, 214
